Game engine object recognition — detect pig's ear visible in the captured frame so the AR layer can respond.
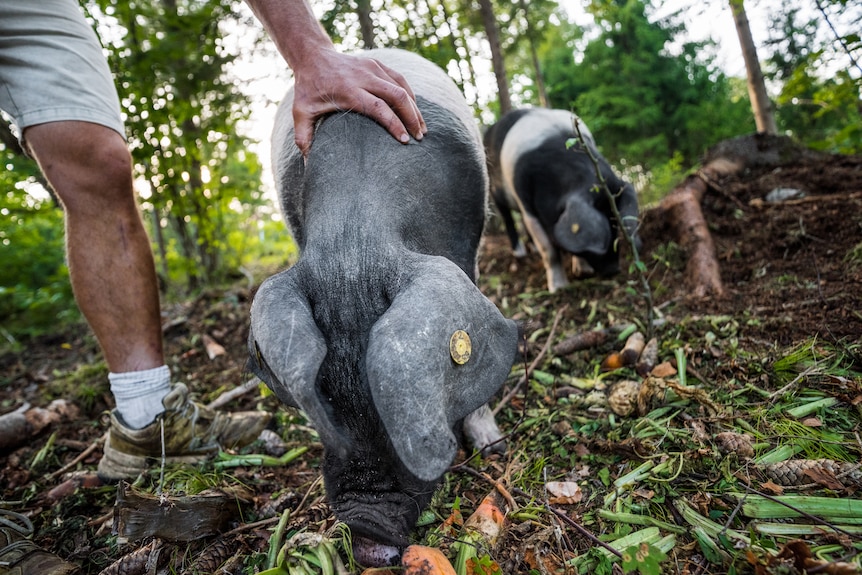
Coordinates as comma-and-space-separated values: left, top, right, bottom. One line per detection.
249, 271, 350, 458
366, 256, 519, 482
554, 196, 612, 256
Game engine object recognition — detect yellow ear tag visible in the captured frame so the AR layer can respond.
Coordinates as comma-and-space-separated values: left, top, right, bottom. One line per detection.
571, 223, 580, 234
449, 330, 472, 365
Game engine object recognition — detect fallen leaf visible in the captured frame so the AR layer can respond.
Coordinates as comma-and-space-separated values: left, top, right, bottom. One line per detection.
650, 361, 677, 378
547, 481, 583, 505
546, 481, 581, 499
801, 417, 822, 427
802, 466, 845, 491
759, 480, 784, 495
633, 488, 655, 500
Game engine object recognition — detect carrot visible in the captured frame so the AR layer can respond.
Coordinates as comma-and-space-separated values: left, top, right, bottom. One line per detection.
401, 545, 457, 575
600, 351, 624, 371
453, 491, 508, 574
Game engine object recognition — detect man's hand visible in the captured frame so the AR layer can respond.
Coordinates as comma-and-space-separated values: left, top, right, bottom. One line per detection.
292, 49, 427, 156
243, 0, 427, 156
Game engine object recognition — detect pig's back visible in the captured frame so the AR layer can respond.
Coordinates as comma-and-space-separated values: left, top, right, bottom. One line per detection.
364, 49, 483, 150
272, 49, 487, 279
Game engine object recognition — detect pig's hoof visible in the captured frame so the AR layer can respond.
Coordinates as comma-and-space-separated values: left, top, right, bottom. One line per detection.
353, 536, 401, 567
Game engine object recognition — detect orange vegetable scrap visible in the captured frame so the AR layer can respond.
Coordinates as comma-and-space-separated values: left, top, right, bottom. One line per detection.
402, 545, 457, 575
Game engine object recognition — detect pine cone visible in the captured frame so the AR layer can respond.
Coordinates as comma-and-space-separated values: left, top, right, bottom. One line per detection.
98, 540, 166, 575
762, 459, 862, 486
714, 432, 755, 459
186, 537, 240, 574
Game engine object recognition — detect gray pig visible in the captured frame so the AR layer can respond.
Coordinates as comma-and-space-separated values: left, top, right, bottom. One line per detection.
247, 49, 519, 567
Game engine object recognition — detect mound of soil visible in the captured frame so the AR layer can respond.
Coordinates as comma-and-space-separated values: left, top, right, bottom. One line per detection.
643, 147, 862, 345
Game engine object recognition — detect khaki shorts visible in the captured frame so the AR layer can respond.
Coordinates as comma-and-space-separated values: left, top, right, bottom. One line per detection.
0, 0, 125, 139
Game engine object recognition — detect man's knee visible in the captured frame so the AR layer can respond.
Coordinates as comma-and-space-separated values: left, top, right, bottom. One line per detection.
25, 121, 134, 208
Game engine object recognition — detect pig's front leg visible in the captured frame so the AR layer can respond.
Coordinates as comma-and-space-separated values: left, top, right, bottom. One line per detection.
522, 212, 568, 292
463, 403, 505, 455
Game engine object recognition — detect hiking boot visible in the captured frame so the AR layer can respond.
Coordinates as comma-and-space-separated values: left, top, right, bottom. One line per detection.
97, 383, 271, 481
0, 509, 78, 575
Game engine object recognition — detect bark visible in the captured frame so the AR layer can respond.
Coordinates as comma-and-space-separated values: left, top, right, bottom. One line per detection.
660, 157, 744, 299
356, 0, 376, 49
553, 329, 609, 356
729, 0, 777, 134
477, 0, 511, 114
519, 0, 549, 107
114, 483, 248, 543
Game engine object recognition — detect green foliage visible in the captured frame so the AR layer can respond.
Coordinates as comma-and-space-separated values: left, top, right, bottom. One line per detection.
541, 0, 754, 171
765, 3, 862, 153
0, 145, 80, 338
83, 0, 273, 293
2, 2, 298, 341
621, 541, 667, 575
639, 152, 688, 207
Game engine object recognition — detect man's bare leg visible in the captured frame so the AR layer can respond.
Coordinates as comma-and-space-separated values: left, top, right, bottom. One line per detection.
25, 121, 270, 479
24, 121, 164, 374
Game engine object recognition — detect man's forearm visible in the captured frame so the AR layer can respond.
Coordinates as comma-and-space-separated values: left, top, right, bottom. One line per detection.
243, 0, 334, 73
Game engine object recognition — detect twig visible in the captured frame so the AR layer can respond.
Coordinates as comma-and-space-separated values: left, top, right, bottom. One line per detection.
207, 377, 262, 410
547, 506, 622, 559
492, 306, 566, 417
481, 471, 518, 512
767, 365, 819, 403
222, 515, 281, 537
47, 433, 106, 481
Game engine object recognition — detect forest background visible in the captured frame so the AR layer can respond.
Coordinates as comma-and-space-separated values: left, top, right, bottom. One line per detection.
1, 0, 859, 344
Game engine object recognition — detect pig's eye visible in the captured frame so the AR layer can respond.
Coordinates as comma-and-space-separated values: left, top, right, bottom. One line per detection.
250, 341, 280, 387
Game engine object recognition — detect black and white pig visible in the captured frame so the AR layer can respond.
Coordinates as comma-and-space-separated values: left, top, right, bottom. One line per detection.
247, 49, 519, 567
484, 108, 640, 293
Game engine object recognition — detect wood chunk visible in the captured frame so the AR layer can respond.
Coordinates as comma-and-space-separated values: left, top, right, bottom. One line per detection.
113, 482, 248, 543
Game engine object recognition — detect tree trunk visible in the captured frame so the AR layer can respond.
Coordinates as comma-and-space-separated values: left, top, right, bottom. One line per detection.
356, 0, 376, 49
519, 0, 549, 107
729, 0, 777, 134
150, 199, 169, 290
477, 0, 511, 114
441, 1, 479, 105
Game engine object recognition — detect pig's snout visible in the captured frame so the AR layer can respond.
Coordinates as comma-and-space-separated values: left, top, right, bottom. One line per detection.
352, 536, 401, 567
332, 489, 424, 549
584, 252, 621, 278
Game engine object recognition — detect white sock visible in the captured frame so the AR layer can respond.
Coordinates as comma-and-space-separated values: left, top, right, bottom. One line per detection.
109, 365, 172, 429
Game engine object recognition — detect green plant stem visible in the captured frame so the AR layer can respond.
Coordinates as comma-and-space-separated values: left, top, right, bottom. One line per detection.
267, 508, 291, 569
570, 118, 655, 341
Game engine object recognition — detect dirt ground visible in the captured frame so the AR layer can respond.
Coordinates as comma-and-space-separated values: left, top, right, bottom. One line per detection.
0, 138, 860, 574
